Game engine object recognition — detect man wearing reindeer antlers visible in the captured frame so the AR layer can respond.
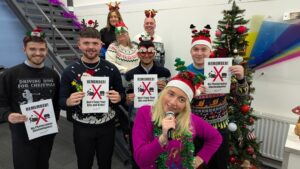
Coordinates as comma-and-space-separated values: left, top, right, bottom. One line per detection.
59, 19, 125, 169
134, 9, 165, 67
125, 35, 171, 169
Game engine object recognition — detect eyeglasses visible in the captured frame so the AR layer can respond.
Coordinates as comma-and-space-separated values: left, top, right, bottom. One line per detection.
139, 51, 155, 55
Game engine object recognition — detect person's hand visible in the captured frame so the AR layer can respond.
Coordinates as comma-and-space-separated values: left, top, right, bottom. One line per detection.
107, 90, 121, 103
161, 114, 176, 138
292, 106, 300, 114
66, 92, 85, 106
229, 65, 244, 80
8, 113, 28, 124
193, 156, 204, 169
198, 85, 207, 95
126, 93, 135, 105
157, 80, 167, 91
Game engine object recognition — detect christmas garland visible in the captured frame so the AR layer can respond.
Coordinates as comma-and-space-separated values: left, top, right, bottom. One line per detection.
153, 122, 195, 169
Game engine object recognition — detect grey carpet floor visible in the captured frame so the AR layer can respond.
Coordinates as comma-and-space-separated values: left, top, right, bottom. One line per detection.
0, 117, 131, 169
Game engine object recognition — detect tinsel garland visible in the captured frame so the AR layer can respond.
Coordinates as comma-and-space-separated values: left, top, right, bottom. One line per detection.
48, 0, 64, 6
153, 123, 195, 169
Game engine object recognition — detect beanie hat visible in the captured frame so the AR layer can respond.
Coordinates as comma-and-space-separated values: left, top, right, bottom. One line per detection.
115, 21, 128, 34
190, 24, 212, 50
145, 9, 157, 18
166, 58, 206, 101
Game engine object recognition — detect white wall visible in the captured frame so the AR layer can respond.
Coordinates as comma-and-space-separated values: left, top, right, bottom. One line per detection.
70, 0, 300, 121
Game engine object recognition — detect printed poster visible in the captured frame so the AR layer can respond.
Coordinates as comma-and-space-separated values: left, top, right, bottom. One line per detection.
204, 58, 232, 94
20, 99, 58, 140
134, 74, 158, 108
82, 76, 109, 113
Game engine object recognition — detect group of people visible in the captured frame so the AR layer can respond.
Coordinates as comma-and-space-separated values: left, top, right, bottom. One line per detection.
0, 2, 250, 169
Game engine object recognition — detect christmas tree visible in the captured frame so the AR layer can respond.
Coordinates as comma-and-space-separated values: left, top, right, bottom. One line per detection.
213, 1, 261, 169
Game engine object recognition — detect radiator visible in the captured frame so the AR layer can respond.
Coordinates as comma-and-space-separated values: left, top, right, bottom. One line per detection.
253, 112, 294, 161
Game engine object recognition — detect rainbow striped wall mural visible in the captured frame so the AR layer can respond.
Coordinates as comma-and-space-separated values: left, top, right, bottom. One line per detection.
245, 16, 300, 70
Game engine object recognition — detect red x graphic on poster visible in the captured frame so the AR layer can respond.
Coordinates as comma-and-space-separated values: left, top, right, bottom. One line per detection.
142, 82, 151, 95
92, 84, 102, 100
33, 108, 47, 125
213, 66, 224, 82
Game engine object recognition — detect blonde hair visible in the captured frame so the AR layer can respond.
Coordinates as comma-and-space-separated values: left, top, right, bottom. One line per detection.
116, 33, 134, 48
151, 87, 192, 135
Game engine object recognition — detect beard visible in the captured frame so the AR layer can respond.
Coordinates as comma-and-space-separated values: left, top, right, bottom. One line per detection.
27, 55, 46, 66
83, 49, 99, 59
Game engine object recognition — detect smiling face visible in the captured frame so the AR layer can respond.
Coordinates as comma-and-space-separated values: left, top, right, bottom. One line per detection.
78, 37, 102, 61
162, 87, 188, 114
190, 44, 211, 68
109, 11, 120, 26
24, 41, 47, 66
144, 17, 156, 35
138, 46, 155, 65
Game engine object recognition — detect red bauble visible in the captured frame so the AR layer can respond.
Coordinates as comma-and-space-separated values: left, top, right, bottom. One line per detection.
229, 156, 236, 164
241, 105, 250, 114
210, 51, 216, 58
215, 30, 222, 37
237, 26, 247, 34
249, 117, 255, 124
88, 20, 94, 25
247, 146, 254, 154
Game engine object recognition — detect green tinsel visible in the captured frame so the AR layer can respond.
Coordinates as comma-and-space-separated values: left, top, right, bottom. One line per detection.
153, 122, 195, 169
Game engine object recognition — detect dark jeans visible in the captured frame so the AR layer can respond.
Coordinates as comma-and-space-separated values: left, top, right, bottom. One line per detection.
194, 128, 229, 169
12, 133, 55, 169
73, 122, 115, 169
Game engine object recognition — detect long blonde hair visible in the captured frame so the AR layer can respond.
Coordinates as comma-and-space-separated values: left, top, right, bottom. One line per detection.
151, 87, 192, 135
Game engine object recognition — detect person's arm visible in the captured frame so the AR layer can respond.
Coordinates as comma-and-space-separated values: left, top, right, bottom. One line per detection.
53, 73, 61, 121
0, 73, 12, 122
193, 114, 222, 165
59, 69, 73, 110
109, 67, 125, 105
106, 43, 128, 73
160, 42, 165, 67
229, 65, 249, 95
132, 107, 166, 167
0, 72, 27, 124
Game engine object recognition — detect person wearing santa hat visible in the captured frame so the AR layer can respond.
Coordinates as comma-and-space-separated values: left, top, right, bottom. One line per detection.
187, 24, 248, 169
134, 9, 165, 67
132, 59, 222, 169
125, 36, 171, 169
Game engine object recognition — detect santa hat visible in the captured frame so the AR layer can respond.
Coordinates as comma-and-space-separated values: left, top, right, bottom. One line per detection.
115, 21, 128, 34
190, 24, 212, 50
144, 9, 157, 18
166, 58, 205, 101
26, 27, 45, 38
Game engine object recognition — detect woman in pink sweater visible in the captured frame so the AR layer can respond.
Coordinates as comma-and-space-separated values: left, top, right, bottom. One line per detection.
132, 67, 222, 169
